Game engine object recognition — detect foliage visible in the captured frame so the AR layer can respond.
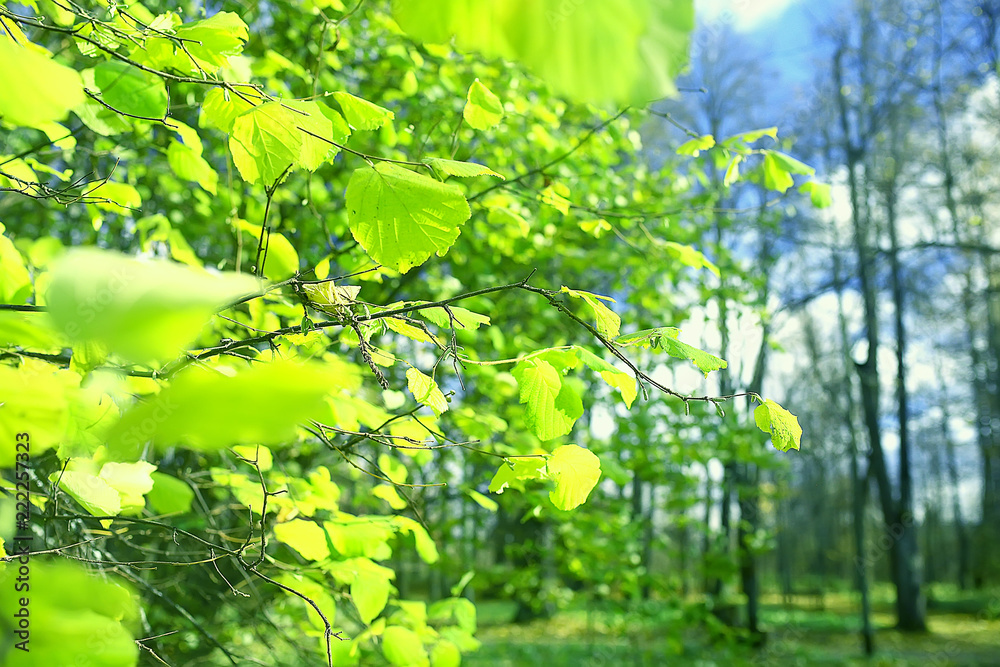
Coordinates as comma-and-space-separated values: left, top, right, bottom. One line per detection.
0, 0, 815, 664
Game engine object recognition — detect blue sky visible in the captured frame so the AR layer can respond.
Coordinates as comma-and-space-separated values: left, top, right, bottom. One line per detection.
697, 0, 848, 85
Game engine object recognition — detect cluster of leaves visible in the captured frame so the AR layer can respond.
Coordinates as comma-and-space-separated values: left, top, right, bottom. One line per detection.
0, 0, 810, 664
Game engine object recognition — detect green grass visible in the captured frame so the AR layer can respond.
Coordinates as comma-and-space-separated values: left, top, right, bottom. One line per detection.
466, 589, 1000, 666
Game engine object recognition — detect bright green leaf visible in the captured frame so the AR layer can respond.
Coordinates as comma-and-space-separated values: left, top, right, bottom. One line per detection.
274, 519, 331, 561
200, 87, 256, 133
384, 626, 429, 666
93, 60, 168, 119
332, 91, 394, 130
511, 357, 583, 440
167, 140, 218, 194
676, 134, 714, 156
173, 12, 249, 73
406, 367, 448, 414
800, 180, 833, 208
53, 470, 121, 516
466, 489, 498, 512
229, 102, 302, 185
99, 461, 156, 511
346, 162, 471, 273
394, 0, 694, 105
463, 78, 504, 130
488, 457, 547, 494
763, 151, 794, 193
284, 99, 350, 170
0, 230, 31, 303
426, 157, 504, 179
234, 219, 299, 279
106, 360, 341, 459
146, 472, 195, 515
0, 40, 84, 127
614, 327, 727, 375
394, 516, 439, 564
754, 398, 803, 452
547, 444, 601, 510
560, 286, 621, 338
45, 248, 257, 364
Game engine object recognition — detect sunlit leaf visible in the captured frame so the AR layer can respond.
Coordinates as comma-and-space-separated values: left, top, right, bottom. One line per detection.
93, 60, 168, 119
560, 286, 620, 338
274, 519, 331, 561
346, 162, 471, 273
0, 40, 84, 127
463, 79, 504, 130
46, 248, 257, 364
754, 398, 803, 452
547, 444, 601, 510
511, 357, 583, 440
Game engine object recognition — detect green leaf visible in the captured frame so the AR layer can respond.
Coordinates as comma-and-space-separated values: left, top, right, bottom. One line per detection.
106, 360, 342, 459
547, 444, 601, 510
723, 155, 742, 187
332, 91, 394, 130
284, 99, 350, 170
560, 286, 621, 338
200, 87, 256, 133
416, 304, 491, 330
754, 398, 803, 452
91, 181, 142, 213
93, 60, 168, 119
167, 140, 218, 194
0, 230, 31, 303
394, 516, 440, 564
234, 219, 299, 279
326, 518, 394, 559
384, 316, 436, 343
0, 40, 84, 127
383, 625, 428, 666
664, 241, 720, 278
488, 457, 547, 494
394, 0, 694, 104
146, 472, 195, 515
53, 470, 121, 516
426, 157, 504, 180
406, 367, 448, 415
45, 248, 257, 364
463, 78, 504, 130
615, 327, 727, 375
574, 347, 637, 408
373, 484, 408, 510
800, 180, 833, 208
346, 162, 471, 273
431, 639, 462, 667
173, 11, 249, 73
0, 562, 138, 665
0, 364, 72, 465
768, 150, 815, 176
99, 461, 156, 511
723, 127, 777, 146
274, 519, 331, 561
348, 558, 394, 624
676, 134, 714, 156
511, 357, 583, 440
466, 489, 498, 512
230, 102, 302, 185
762, 151, 794, 193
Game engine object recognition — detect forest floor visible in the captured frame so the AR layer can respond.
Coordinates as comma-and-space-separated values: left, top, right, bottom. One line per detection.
466, 585, 1000, 666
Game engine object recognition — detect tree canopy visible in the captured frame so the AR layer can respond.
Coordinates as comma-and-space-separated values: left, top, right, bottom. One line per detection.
0, 1, 820, 664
